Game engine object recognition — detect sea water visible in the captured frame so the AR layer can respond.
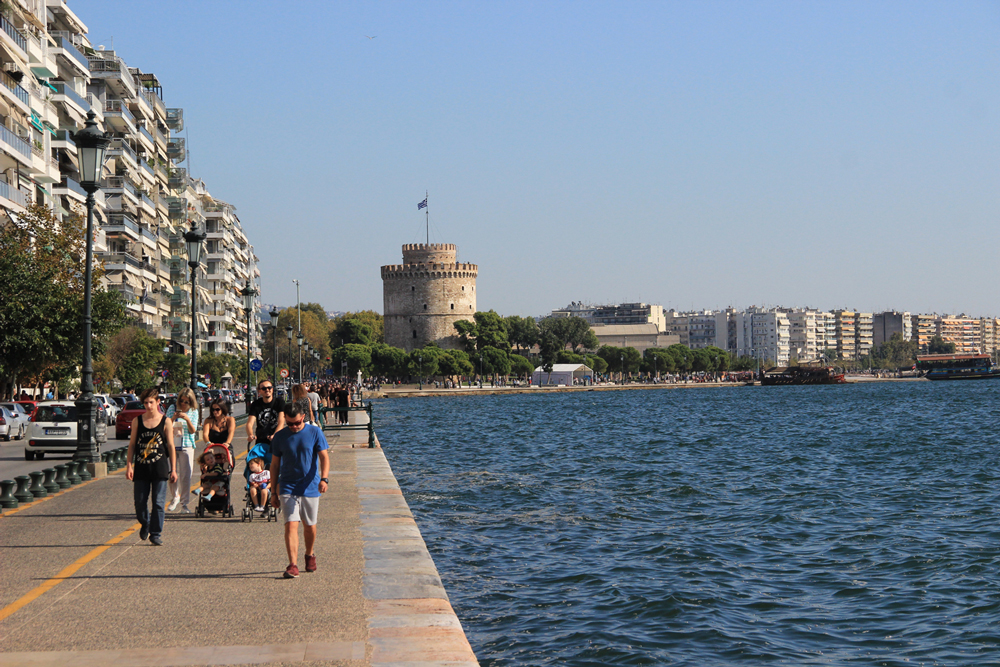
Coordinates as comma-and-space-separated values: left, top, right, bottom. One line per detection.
376, 381, 1000, 666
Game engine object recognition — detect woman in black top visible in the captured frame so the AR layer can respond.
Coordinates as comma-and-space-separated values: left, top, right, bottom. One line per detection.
126, 387, 177, 546
202, 399, 235, 447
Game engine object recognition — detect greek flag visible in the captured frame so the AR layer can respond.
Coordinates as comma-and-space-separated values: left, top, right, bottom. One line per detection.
417, 197, 427, 210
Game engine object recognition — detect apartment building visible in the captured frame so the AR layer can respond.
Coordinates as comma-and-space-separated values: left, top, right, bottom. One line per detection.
816, 311, 835, 356
591, 303, 666, 331
855, 312, 874, 358
909, 314, 937, 353
786, 309, 819, 362
687, 311, 719, 349
833, 310, 856, 360
980, 319, 1000, 358
872, 311, 912, 346
663, 309, 690, 346
731, 307, 790, 366
936, 316, 979, 354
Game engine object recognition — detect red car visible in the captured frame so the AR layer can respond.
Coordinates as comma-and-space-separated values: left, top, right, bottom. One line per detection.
115, 401, 160, 440
15, 400, 38, 419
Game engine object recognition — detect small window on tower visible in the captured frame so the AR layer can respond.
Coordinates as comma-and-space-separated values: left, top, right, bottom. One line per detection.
412, 330, 417, 338
424, 304, 427, 310
411, 286, 415, 291
450, 304, 454, 310
462, 286, 465, 291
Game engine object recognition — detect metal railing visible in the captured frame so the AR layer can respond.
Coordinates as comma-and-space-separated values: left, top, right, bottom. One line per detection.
0, 71, 28, 107
108, 137, 137, 163
104, 99, 135, 125
53, 35, 89, 70
88, 57, 137, 95
0, 124, 30, 158
57, 178, 87, 197
137, 124, 154, 146
105, 176, 140, 198
0, 14, 26, 52
52, 82, 90, 112
318, 405, 376, 448
0, 179, 27, 206
105, 213, 140, 235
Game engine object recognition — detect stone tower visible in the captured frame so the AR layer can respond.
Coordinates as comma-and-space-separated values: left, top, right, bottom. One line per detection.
381, 243, 478, 352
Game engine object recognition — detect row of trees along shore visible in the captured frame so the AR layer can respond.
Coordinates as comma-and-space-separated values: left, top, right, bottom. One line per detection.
1, 201, 958, 399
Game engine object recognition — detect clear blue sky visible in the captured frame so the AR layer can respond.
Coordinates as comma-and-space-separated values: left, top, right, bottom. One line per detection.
74, 0, 1000, 317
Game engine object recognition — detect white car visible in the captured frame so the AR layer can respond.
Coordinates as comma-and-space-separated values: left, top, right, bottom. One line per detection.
25, 400, 107, 460
95, 394, 118, 425
0, 402, 30, 441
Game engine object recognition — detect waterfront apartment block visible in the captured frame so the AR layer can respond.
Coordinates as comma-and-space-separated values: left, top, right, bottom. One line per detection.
855, 312, 874, 358
551, 302, 667, 333
872, 311, 912, 346
936, 316, 979, 355
0, 2, 260, 362
833, 310, 857, 360
786, 309, 818, 362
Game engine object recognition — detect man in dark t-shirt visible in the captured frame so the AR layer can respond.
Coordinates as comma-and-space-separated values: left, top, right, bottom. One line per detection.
246, 378, 286, 444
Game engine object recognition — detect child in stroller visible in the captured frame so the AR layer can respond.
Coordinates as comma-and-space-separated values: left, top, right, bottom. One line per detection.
194, 444, 235, 518
242, 441, 278, 522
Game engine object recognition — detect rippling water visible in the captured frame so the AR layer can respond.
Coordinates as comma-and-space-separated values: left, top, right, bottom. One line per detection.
376, 382, 1000, 666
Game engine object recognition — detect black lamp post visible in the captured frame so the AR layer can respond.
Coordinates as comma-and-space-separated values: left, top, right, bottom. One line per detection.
183, 223, 206, 392
240, 282, 257, 410
269, 308, 279, 388
418, 354, 423, 390
285, 326, 293, 386
297, 332, 304, 383
73, 110, 110, 469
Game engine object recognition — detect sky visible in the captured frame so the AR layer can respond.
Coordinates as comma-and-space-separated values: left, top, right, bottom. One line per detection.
73, 0, 1000, 317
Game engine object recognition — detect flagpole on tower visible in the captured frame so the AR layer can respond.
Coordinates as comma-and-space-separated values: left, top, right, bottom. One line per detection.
425, 190, 429, 244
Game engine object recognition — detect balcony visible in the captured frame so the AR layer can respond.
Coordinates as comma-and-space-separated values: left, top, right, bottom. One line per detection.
168, 167, 187, 190
165, 107, 183, 131
140, 158, 154, 177
137, 123, 155, 150
0, 14, 27, 55
105, 175, 141, 202
166, 196, 186, 220
0, 123, 31, 160
52, 83, 91, 116
142, 89, 166, 118
53, 177, 87, 202
88, 56, 137, 97
153, 124, 167, 149
52, 35, 90, 75
52, 128, 76, 152
0, 179, 27, 207
104, 212, 141, 239
104, 99, 136, 133
166, 137, 185, 162
107, 137, 138, 167
0, 71, 29, 109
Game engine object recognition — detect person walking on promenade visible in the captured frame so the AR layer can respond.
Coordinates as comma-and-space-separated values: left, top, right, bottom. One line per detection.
165, 388, 199, 513
306, 382, 321, 426
126, 387, 177, 546
334, 383, 349, 425
269, 404, 329, 578
247, 378, 285, 448
291, 384, 314, 424
203, 398, 235, 450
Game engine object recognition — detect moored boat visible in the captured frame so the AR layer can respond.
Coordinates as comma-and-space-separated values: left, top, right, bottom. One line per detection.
916, 353, 1000, 380
761, 366, 846, 386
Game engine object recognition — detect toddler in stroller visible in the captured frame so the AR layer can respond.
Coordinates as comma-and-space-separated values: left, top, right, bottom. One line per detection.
242, 441, 277, 522
194, 444, 235, 518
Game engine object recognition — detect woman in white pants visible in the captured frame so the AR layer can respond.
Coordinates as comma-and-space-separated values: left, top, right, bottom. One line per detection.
166, 388, 199, 512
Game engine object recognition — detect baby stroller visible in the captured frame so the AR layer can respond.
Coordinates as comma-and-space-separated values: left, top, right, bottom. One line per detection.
242, 441, 278, 522
195, 443, 235, 518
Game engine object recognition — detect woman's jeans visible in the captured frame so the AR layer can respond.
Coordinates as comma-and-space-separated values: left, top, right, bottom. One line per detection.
134, 477, 167, 537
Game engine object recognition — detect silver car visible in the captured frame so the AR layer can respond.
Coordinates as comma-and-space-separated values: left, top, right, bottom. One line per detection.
0, 402, 30, 441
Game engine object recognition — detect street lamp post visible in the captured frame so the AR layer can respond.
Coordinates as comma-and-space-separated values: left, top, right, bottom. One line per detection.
621, 353, 625, 384
285, 326, 293, 386
418, 355, 423, 390
183, 223, 206, 392
240, 282, 257, 411
269, 308, 279, 390
297, 333, 304, 383
73, 110, 110, 470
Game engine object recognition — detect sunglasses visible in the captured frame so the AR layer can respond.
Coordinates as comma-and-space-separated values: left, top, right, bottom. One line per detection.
211, 408, 221, 413
259, 386, 273, 391
287, 419, 305, 428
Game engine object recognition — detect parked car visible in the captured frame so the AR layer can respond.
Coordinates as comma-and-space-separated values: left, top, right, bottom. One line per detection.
94, 394, 118, 425
25, 401, 107, 460
0, 405, 18, 441
15, 400, 38, 419
112, 393, 138, 406
0, 402, 31, 441
116, 401, 150, 440
200, 391, 211, 407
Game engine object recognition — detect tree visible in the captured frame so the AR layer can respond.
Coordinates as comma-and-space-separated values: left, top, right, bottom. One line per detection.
408, 348, 439, 378
538, 316, 598, 352
116, 329, 164, 391
370, 343, 409, 378
504, 315, 540, 355
443, 349, 474, 379
299, 302, 328, 323
556, 350, 585, 364
454, 310, 511, 354
331, 343, 372, 376
666, 344, 693, 373
276, 307, 331, 362
596, 345, 641, 375
510, 354, 534, 378
338, 319, 374, 346
586, 354, 608, 374
691, 348, 713, 373
642, 347, 676, 374
870, 333, 919, 369
480, 347, 512, 377
927, 336, 956, 355
330, 311, 384, 347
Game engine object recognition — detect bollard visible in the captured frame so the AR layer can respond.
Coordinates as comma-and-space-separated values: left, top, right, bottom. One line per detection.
42, 468, 59, 494
54, 464, 71, 489
102, 451, 115, 472
66, 461, 82, 485
13, 476, 33, 503
77, 459, 93, 482
0, 479, 17, 509
27, 471, 46, 498
367, 404, 375, 448
117, 448, 128, 468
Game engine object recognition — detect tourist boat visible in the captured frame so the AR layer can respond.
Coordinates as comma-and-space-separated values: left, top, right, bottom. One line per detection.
916, 354, 1000, 381
760, 366, 846, 386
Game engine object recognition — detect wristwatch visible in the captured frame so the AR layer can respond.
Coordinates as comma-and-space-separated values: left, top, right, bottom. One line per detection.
320, 477, 328, 483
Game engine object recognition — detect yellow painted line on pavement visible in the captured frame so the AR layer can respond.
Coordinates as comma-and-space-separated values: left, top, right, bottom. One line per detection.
0, 522, 140, 622
0, 448, 252, 621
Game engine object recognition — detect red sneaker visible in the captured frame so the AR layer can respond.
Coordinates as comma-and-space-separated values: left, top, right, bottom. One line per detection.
283, 564, 299, 579
305, 554, 317, 572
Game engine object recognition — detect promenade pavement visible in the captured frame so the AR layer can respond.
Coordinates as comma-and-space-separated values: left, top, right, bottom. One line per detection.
0, 411, 479, 666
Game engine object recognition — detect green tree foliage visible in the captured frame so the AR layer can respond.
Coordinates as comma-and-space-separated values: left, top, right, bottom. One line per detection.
338, 319, 373, 346
370, 343, 409, 377
441, 349, 474, 379
510, 354, 534, 377
299, 302, 328, 323
927, 335, 956, 355
731, 355, 757, 371
555, 350, 585, 364
408, 348, 439, 378
870, 333, 919, 369
538, 316, 599, 352
586, 354, 608, 374
597, 345, 641, 374
641, 347, 676, 374
331, 343, 373, 376
454, 310, 511, 354
275, 307, 331, 361
330, 311, 384, 348
504, 315, 540, 355
0, 204, 129, 397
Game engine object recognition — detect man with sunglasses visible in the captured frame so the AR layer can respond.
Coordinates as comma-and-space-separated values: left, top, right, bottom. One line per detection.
269, 404, 329, 578
246, 379, 286, 448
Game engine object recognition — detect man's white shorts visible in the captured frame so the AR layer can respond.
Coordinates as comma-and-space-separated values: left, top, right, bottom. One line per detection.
279, 494, 319, 526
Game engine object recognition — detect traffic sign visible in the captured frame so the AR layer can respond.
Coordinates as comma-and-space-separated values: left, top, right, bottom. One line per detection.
161, 370, 168, 377
250, 359, 262, 372
280, 369, 289, 378
311, 372, 317, 378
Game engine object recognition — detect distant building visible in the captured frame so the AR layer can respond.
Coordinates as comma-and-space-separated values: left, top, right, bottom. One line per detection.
872, 312, 912, 346
910, 314, 938, 353
731, 308, 790, 366
937, 316, 979, 354
833, 310, 857, 360
856, 312, 874, 358
590, 324, 679, 354
550, 302, 595, 320
591, 303, 665, 331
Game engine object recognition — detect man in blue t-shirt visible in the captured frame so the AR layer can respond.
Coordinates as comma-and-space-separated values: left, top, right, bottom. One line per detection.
269, 404, 329, 579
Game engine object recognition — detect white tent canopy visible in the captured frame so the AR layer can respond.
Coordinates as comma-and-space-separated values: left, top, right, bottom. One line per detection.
531, 363, 593, 386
